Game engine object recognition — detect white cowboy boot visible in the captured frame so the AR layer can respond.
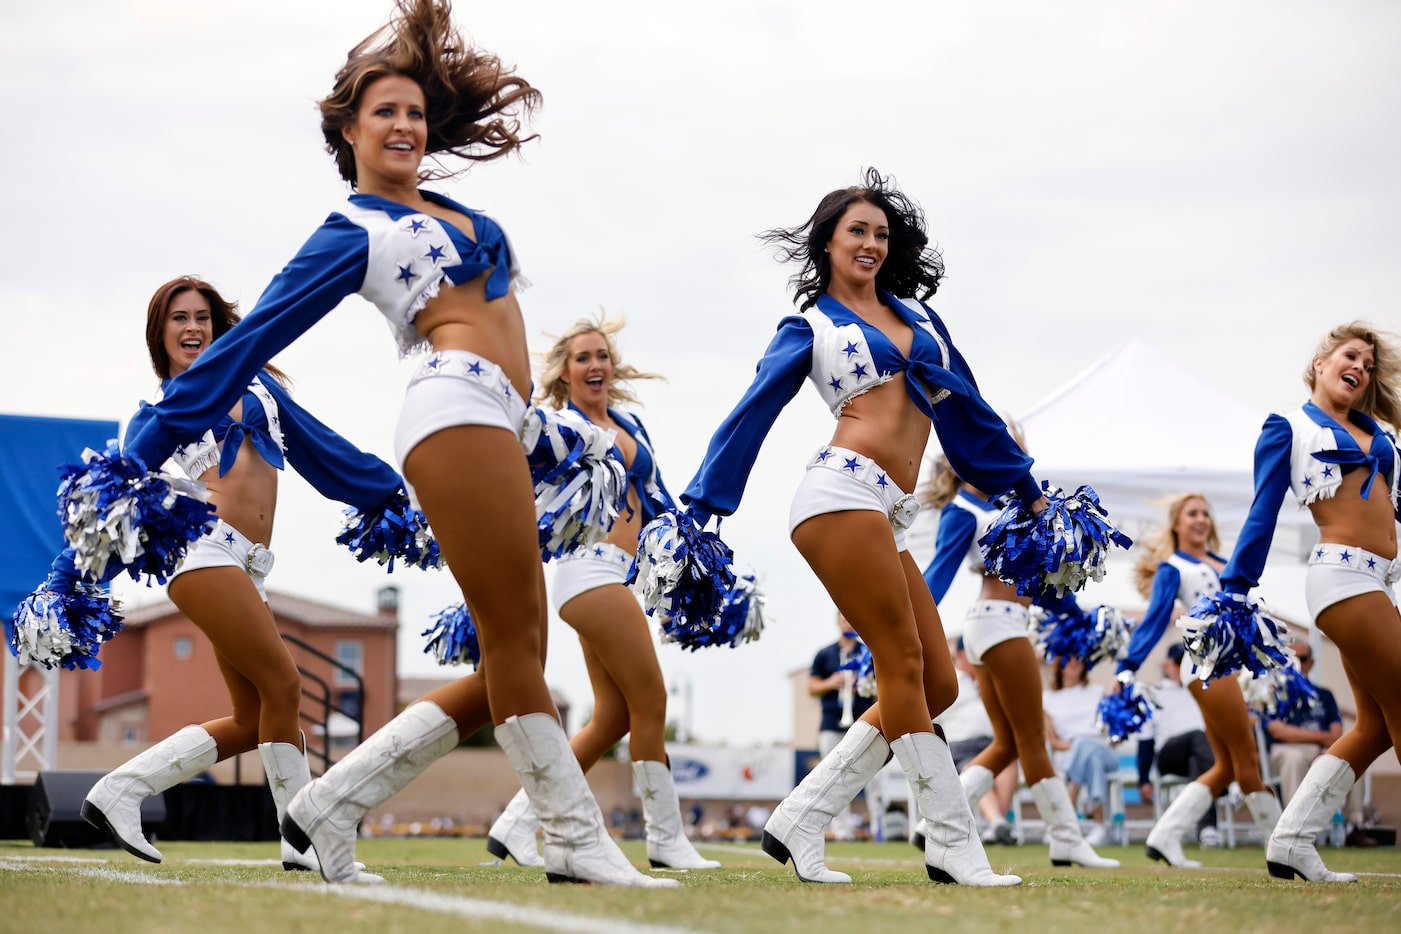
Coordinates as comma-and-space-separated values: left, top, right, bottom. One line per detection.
81, 725, 217, 863
259, 737, 365, 874
282, 701, 460, 883
1244, 790, 1282, 843
495, 712, 679, 888
1266, 755, 1358, 883
486, 788, 544, 867
762, 721, 888, 884
1145, 781, 1213, 868
914, 763, 994, 851
1030, 776, 1120, 868
634, 759, 721, 869
891, 731, 1020, 886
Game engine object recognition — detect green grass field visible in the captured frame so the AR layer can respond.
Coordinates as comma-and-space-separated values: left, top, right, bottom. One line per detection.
3, 837, 1398, 934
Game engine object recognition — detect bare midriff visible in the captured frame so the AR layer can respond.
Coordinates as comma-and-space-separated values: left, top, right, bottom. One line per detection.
416, 273, 533, 402
196, 429, 278, 547
829, 375, 931, 493
1310, 468, 1398, 560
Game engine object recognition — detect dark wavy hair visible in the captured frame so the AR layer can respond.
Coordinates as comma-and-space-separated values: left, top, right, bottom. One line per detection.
145, 276, 288, 386
760, 167, 944, 311
319, 0, 541, 187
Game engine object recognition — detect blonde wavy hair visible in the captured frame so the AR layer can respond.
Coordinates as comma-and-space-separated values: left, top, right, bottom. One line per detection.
922, 418, 1027, 509
535, 311, 663, 410
1304, 321, 1401, 428
1131, 492, 1219, 599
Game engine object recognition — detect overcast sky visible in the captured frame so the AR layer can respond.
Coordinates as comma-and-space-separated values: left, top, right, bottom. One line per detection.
3, 1, 1399, 746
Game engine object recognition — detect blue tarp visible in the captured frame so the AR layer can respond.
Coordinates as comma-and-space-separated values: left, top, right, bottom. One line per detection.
0, 414, 120, 616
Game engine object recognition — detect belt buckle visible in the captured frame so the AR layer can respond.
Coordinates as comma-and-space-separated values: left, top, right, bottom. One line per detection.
890, 493, 920, 531
245, 544, 274, 576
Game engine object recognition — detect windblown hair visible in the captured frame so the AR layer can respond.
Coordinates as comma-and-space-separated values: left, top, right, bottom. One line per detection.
921, 418, 1027, 509
319, 0, 541, 187
1131, 492, 1218, 599
535, 311, 663, 411
760, 167, 944, 311
145, 276, 289, 386
1304, 321, 1401, 428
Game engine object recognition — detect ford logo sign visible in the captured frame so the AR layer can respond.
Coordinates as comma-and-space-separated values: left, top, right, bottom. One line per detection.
670, 757, 709, 783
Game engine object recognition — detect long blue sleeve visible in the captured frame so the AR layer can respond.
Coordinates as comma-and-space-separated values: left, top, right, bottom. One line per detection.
124, 215, 370, 469
1117, 562, 1183, 674
1220, 414, 1294, 594
923, 504, 977, 602
262, 379, 402, 512
920, 307, 1041, 505
680, 316, 812, 526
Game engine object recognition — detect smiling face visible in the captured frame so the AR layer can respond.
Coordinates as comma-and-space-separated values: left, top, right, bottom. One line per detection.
562, 331, 612, 407
825, 200, 889, 294
342, 73, 427, 192
1312, 337, 1375, 413
162, 289, 212, 377
1172, 496, 1214, 553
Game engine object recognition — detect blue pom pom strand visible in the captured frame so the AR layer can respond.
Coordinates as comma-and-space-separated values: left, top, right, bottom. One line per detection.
338, 489, 442, 571
421, 603, 479, 667
58, 441, 217, 584
9, 583, 123, 671
840, 642, 877, 698
1096, 672, 1155, 742
1032, 604, 1130, 670
1175, 590, 1292, 685
524, 408, 627, 561
627, 510, 737, 642
979, 484, 1134, 599
657, 569, 767, 652
1239, 659, 1320, 721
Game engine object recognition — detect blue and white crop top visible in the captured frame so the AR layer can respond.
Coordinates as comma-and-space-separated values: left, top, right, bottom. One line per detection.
124, 189, 521, 470
124, 372, 402, 513
923, 490, 999, 601
1221, 400, 1400, 594
681, 290, 1039, 525
1117, 551, 1225, 674
567, 403, 678, 526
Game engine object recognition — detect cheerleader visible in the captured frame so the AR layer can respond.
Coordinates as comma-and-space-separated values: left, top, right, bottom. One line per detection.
921, 446, 1119, 868
1123, 493, 1280, 867
92, 0, 674, 888
485, 313, 719, 871
1215, 323, 1400, 882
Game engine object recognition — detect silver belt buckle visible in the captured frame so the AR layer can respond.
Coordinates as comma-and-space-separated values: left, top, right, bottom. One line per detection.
245, 543, 274, 576
890, 493, 921, 531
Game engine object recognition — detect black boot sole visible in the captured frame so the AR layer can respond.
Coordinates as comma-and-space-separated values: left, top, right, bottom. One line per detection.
1145, 845, 1172, 865
485, 835, 510, 861
912, 832, 926, 851
80, 800, 161, 864
546, 872, 589, 884
1051, 859, 1073, 866
760, 830, 791, 866
280, 814, 313, 855
1267, 860, 1303, 880
282, 861, 313, 872
927, 866, 956, 884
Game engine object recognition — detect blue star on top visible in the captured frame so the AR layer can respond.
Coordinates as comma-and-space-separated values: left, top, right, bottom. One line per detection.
467, 360, 485, 376
1339, 550, 1352, 563
815, 448, 833, 463
876, 473, 889, 488
828, 375, 844, 392
396, 263, 419, 286
427, 355, 443, 370
1316, 548, 1326, 559
851, 362, 869, 381
406, 217, 429, 237
841, 340, 860, 358
842, 456, 861, 473
1366, 556, 1378, 569
423, 243, 447, 264
224, 532, 236, 544
1322, 465, 1334, 478
1303, 476, 1313, 487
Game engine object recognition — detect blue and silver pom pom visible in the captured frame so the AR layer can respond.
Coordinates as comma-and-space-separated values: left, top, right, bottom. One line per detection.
338, 489, 442, 571
1032, 605, 1130, 670
8, 584, 123, 671
58, 441, 217, 583
841, 642, 878, 698
656, 569, 767, 651
524, 408, 628, 561
979, 484, 1133, 599
421, 602, 479, 668
1176, 590, 1292, 685
1096, 672, 1155, 743
1239, 661, 1319, 721
627, 509, 736, 636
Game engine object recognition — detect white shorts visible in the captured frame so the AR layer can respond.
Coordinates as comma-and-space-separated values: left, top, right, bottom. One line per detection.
962, 599, 1030, 665
788, 446, 921, 552
171, 519, 273, 601
393, 350, 530, 509
1305, 543, 1400, 619
551, 541, 633, 612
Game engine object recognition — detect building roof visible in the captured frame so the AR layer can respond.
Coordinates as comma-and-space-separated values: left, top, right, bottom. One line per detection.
119, 589, 397, 631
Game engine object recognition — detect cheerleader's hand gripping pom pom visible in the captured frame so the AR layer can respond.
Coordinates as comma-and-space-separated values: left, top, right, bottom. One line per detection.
627, 509, 737, 638
841, 643, 877, 698
979, 484, 1133, 599
524, 407, 627, 561
1238, 659, 1319, 720
1032, 605, 1130, 670
58, 441, 217, 584
1096, 671, 1155, 743
9, 583, 123, 671
1176, 590, 1292, 685
337, 489, 442, 571
421, 603, 479, 668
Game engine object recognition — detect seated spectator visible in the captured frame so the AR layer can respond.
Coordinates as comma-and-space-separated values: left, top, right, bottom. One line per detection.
1135, 644, 1220, 847
1043, 656, 1117, 845
1265, 640, 1376, 848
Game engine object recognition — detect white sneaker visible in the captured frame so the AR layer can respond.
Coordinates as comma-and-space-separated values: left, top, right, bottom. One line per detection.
1198, 826, 1222, 849
1083, 822, 1108, 847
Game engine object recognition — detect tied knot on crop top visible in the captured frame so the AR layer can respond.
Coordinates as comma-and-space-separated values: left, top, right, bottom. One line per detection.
161, 375, 285, 479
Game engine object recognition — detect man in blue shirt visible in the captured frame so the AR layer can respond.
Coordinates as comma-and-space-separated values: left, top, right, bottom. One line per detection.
808, 614, 876, 838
